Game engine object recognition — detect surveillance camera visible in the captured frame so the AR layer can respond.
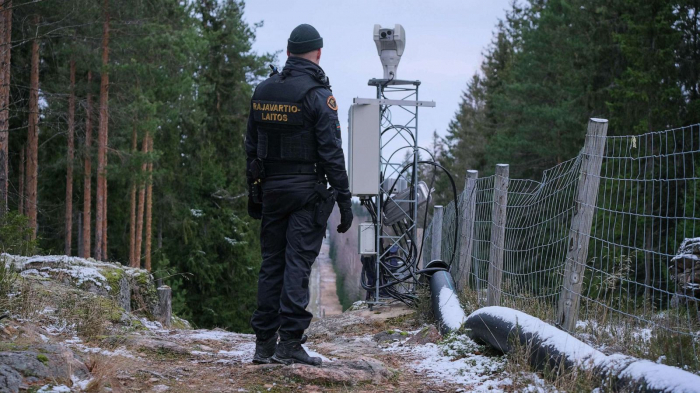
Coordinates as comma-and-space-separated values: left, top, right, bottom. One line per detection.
373, 24, 405, 80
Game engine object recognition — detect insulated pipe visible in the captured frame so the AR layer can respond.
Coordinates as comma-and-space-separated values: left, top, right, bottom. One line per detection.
465, 306, 700, 393
425, 260, 466, 335
464, 306, 588, 371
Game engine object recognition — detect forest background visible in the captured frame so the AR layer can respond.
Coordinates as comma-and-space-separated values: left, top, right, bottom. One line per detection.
0, 0, 698, 332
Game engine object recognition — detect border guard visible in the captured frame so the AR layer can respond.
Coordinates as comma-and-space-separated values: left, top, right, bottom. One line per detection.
245, 24, 354, 366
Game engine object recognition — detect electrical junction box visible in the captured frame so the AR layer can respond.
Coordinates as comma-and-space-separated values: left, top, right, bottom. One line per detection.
348, 102, 380, 196
358, 222, 376, 255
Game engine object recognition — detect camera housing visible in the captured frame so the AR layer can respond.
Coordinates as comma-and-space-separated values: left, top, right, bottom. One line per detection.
373, 24, 406, 80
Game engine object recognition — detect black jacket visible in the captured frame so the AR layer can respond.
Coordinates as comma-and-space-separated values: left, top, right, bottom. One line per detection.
245, 57, 351, 202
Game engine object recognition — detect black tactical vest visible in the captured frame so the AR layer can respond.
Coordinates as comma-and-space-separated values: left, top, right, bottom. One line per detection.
251, 70, 327, 164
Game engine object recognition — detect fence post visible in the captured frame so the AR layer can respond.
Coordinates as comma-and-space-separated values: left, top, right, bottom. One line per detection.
457, 170, 478, 291
557, 118, 608, 331
156, 285, 172, 328
431, 205, 444, 262
488, 164, 509, 306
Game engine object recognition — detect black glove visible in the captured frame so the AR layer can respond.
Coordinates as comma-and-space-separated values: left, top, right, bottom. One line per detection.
248, 197, 262, 220
336, 200, 353, 233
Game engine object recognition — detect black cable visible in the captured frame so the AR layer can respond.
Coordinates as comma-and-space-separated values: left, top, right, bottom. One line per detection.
388, 161, 460, 269
359, 157, 460, 305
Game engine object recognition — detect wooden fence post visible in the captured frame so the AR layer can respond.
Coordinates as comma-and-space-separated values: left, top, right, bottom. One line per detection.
488, 164, 509, 306
557, 118, 608, 331
156, 285, 172, 328
457, 170, 478, 291
431, 205, 444, 262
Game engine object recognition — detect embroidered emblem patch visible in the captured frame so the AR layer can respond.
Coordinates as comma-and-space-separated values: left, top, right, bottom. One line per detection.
327, 95, 338, 111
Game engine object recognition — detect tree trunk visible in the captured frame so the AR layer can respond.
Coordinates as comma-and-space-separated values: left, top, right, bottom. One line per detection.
0, 1, 12, 211
18, 145, 23, 214
23, 143, 28, 214
134, 130, 148, 268
102, 167, 107, 260
27, 15, 40, 239
94, 1, 109, 259
64, 59, 76, 255
129, 126, 137, 267
157, 214, 162, 250
145, 134, 153, 271
77, 212, 82, 257
82, 71, 92, 258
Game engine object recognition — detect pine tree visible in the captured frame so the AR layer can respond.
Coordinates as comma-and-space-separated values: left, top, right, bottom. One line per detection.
0, 1, 11, 211
134, 130, 148, 268
94, 0, 109, 259
26, 15, 40, 239
82, 71, 93, 258
64, 59, 76, 255
18, 146, 23, 214
439, 73, 487, 193
129, 125, 137, 266
145, 134, 153, 271
676, 0, 700, 124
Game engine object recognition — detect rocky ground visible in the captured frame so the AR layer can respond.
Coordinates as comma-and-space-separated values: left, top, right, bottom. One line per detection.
0, 253, 553, 392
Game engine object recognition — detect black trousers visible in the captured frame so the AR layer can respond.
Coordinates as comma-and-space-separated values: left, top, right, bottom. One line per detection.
250, 175, 327, 340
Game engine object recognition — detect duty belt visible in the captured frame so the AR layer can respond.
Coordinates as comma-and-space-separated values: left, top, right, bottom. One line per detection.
264, 162, 318, 177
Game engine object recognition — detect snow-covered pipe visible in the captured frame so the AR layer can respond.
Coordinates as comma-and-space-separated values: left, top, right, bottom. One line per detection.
425, 261, 467, 335
465, 306, 700, 393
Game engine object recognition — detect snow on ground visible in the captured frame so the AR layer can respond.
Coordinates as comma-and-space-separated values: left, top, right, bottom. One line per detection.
576, 319, 653, 345
304, 345, 331, 362
2, 253, 151, 291
384, 333, 510, 392
171, 329, 330, 363
50, 335, 138, 359
179, 329, 248, 341
37, 385, 72, 393
70, 375, 93, 391
139, 317, 165, 332
20, 268, 49, 278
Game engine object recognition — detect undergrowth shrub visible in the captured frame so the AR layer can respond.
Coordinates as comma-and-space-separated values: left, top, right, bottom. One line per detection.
0, 211, 38, 255
0, 257, 18, 311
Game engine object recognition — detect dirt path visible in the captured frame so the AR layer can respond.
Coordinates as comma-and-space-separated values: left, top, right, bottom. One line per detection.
1, 252, 556, 392
307, 235, 343, 319
1, 299, 548, 392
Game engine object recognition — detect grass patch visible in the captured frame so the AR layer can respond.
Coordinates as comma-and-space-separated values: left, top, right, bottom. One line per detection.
412, 287, 433, 326
503, 329, 606, 392
0, 255, 19, 311
83, 353, 126, 392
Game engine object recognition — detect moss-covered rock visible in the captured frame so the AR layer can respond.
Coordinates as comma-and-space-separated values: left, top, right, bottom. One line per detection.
130, 271, 159, 319
104, 269, 124, 298
172, 315, 192, 330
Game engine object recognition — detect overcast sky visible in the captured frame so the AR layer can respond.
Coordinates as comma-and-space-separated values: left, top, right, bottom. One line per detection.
243, 0, 511, 149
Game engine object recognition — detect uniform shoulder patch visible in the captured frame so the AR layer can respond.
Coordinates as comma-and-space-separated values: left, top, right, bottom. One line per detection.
326, 95, 338, 111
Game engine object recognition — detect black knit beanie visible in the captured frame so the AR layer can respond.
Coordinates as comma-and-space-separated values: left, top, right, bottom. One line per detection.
287, 24, 323, 54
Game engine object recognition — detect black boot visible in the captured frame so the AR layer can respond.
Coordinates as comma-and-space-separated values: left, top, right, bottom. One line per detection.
271, 338, 322, 366
252, 333, 278, 364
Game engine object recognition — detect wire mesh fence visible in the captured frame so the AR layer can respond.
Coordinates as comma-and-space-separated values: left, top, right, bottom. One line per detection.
422, 120, 700, 371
